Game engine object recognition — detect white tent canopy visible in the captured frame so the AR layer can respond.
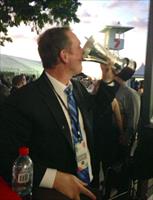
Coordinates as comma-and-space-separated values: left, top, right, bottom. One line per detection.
133, 63, 145, 78
0, 54, 43, 76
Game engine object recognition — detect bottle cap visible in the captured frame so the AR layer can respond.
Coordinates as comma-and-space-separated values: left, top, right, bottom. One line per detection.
19, 146, 29, 156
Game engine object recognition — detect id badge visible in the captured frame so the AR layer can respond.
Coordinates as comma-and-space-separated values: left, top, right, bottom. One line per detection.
75, 140, 88, 171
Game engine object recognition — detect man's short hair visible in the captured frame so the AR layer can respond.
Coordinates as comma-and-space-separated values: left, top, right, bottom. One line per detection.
37, 27, 71, 69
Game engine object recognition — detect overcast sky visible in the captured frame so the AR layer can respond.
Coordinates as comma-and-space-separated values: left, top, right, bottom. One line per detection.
0, 0, 150, 78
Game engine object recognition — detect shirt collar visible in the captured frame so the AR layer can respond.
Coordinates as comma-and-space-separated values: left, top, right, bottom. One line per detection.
45, 71, 73, 94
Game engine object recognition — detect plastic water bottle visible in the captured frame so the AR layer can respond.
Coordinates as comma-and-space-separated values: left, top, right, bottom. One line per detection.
12, 146, 33, 200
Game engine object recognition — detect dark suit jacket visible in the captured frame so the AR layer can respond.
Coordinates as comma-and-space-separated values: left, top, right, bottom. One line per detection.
0, 72, 113, 188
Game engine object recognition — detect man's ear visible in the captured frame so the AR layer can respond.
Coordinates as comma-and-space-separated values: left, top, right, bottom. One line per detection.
59, 49, 69, 64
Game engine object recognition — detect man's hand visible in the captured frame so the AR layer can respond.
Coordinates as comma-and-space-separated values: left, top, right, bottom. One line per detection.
53, 171, 96, 200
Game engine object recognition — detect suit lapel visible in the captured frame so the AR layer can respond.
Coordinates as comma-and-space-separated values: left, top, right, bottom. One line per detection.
36, 73, 73, 149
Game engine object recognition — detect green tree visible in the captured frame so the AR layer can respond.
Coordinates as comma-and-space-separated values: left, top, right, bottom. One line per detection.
0, 0, 81, 46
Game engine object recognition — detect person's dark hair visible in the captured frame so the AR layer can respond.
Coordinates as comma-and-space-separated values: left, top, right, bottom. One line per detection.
12, 74, 25, 87
117, 67, 135, 81
37, 27, 71, 69
139, 80, 144, 89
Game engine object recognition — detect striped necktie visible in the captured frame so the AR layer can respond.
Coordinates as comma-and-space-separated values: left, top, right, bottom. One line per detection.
65, 85, 90, 184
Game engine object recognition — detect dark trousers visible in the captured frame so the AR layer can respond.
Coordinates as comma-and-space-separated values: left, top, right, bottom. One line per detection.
32, 187, 102, 200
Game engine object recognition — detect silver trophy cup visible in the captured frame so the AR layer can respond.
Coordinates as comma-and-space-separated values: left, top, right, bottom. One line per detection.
83, 36, 136, 75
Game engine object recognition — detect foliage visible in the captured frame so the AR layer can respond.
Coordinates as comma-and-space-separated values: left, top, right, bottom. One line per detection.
0, 0, 81, 46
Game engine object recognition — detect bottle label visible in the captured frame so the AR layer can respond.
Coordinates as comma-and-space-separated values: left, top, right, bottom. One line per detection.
18, 173, 30, 183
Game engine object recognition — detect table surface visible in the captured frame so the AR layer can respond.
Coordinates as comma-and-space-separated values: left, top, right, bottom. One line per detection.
32, 187, 101, 200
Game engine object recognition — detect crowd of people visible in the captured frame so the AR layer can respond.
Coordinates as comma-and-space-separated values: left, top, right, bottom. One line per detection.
0, 73, 36, 104
0, 26, 149, 200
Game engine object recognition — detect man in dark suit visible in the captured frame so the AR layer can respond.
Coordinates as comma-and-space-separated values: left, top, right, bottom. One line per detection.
0, 27, 113, 200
